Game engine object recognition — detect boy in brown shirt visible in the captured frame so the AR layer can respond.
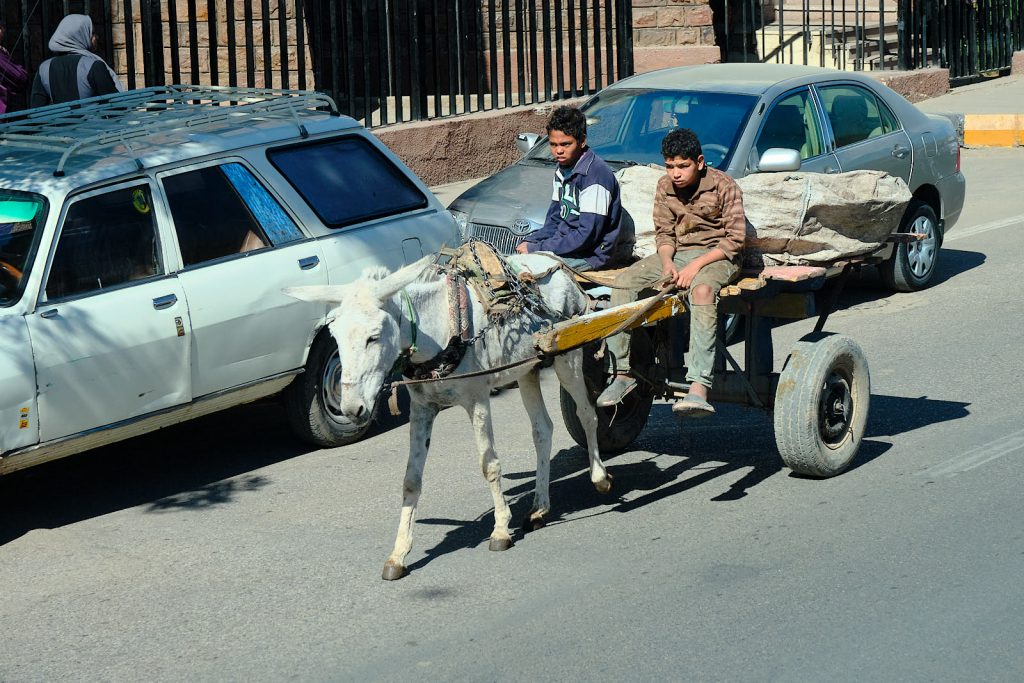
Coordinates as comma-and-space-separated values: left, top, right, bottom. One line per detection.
597, 128, 746, 416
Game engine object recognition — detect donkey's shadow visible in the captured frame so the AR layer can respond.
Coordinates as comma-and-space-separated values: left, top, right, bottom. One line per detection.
408, 401, 900, 575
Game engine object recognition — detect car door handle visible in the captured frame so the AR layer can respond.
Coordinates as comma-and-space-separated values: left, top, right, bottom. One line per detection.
40, 308, 58, 319
824, 166, 840, 174
298, 256, 320, 270
892, 145, 910, 159
152, 294, 178, 310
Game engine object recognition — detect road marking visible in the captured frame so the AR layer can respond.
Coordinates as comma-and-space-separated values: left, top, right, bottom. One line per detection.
947, 214, 1024, 242
916, 427, 1024, 479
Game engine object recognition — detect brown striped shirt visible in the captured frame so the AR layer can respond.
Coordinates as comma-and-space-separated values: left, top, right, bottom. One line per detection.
653, 166, 746, 261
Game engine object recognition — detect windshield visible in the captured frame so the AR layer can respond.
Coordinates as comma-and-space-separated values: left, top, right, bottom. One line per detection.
525, 88, 757, 170
0, 191, 48, 306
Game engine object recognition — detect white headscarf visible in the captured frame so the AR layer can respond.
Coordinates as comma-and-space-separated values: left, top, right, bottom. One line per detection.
48, 14, 124, 92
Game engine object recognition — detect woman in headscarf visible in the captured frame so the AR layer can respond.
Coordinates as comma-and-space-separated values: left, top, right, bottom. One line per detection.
0, 20, 29, 114
30, 14, 125, 107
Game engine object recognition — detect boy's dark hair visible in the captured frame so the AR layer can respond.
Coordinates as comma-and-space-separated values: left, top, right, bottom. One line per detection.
662, 128, 703, 161
546, 106, 587, 142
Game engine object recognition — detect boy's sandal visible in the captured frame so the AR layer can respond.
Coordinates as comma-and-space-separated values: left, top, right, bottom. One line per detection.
596, 374, 637, 408
672, 393, 716, 418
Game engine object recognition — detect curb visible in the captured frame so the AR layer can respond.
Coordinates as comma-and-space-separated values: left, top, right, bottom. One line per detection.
963, 113, 1024, 147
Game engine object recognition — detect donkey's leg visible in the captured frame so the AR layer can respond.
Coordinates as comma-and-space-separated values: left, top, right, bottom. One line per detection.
382, 399, 438, 581
465, 393, 513, 551
554, 351, 612, 494
517, 368, 552, 531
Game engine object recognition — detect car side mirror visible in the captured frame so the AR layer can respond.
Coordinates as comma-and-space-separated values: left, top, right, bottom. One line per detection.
757, 147, 801, 172
516, 132, 541, 156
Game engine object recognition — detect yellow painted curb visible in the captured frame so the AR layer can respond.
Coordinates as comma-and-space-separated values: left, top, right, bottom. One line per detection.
963, 113, 1024, 147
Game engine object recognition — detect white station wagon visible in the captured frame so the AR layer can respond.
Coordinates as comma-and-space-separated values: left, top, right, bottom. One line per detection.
0, 86, 459, 475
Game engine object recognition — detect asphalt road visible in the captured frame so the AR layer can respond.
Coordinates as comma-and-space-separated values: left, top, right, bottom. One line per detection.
2, 148, 1023, 682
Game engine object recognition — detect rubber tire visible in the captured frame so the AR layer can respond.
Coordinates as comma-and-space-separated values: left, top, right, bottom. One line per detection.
881, 200, 941, 292
284, 335, 375, 448
559, 340, 656, 454
773, 333, 870, 478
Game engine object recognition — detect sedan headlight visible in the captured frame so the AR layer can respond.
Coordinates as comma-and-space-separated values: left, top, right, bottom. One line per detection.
448, 209, 470, 241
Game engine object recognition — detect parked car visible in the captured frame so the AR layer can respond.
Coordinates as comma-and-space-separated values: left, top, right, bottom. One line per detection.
449, 63, 965, 292
0, 86, 459, 475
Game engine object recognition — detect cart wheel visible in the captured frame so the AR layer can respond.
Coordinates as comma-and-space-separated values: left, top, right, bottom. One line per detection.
559, 383, 654, 454
559, 338, 656, 453
773, 333, 870, 477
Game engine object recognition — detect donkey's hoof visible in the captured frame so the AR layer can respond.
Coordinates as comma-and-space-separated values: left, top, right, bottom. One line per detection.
488, 535, 513, 551
594, 475, 613, 495
381, 559, 407, 581
525, 510, 547, 531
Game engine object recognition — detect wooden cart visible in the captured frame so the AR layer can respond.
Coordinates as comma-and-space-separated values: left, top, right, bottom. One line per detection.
533, 254, 889, 478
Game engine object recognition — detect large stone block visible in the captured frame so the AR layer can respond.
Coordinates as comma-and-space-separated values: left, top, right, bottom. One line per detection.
633, 45, 720, 73
869, 67, 950, 103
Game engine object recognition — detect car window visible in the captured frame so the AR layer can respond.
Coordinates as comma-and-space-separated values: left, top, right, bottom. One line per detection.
0, 191, 48, 306
819, 84, 899, 149
163, 163, 300, 267
45, 185, 162, 301
525, 88, 757, 169
267, 136, 428, 229
755, 89, 825, 160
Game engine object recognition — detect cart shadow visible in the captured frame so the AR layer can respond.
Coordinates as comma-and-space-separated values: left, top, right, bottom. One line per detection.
408, 391, 968, 574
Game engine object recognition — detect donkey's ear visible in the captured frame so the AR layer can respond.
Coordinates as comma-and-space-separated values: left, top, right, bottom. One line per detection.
282, 284, 349, 304
372, 254, 436, 301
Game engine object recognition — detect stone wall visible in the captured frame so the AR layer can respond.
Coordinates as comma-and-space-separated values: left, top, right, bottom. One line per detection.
109, 1, 314, 89
631, 0, 721, 72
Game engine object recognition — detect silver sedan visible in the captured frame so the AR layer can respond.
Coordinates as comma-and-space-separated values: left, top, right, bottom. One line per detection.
448, 63, 965, 291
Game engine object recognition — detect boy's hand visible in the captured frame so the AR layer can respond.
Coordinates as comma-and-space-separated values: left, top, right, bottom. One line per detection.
515, 242, 530, 254
673, 261, 703, 289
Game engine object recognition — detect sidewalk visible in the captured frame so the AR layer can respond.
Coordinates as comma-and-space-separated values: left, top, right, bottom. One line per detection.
915, 74, 1024, 147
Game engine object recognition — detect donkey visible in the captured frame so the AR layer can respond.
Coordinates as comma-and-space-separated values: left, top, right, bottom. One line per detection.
285, 253, 610, 580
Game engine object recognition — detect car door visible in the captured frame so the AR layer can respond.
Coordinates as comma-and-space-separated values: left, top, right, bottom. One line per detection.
158, 160, 328, 398
752, 86, 840, 174
25, 181, 192, 442
815, 83, 913, 182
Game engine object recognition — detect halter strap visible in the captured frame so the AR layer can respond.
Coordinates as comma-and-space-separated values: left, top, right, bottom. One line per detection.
400, 288, 418, 355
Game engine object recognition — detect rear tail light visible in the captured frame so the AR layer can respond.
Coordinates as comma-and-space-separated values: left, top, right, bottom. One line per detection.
955, 144, 961, 173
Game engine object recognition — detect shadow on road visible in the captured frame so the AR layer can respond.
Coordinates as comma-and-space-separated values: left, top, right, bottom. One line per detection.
409, 390, 969, 575
0, 401, 307, 547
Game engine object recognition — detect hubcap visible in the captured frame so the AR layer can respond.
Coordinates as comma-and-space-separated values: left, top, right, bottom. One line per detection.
906, 215, 937, 278
818, 370, 853, 447
320, 350, 361, 430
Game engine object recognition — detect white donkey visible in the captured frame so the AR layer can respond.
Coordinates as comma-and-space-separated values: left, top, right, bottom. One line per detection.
286, 253, 609, 580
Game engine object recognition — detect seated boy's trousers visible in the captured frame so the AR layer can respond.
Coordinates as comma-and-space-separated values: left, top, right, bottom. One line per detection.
606, 249, 739, 389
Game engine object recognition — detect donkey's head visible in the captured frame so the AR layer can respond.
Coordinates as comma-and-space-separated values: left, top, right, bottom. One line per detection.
285, 256, 434, 422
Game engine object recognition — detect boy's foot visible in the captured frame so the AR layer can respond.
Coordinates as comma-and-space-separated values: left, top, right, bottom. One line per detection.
672, 393, 715, 418
596, 374, 637, 407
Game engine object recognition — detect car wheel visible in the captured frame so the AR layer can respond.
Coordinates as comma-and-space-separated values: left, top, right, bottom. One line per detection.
881, 200, 941, 292
284, 335, 375, 448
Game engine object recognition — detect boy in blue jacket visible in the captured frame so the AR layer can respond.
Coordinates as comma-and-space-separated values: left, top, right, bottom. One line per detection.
515, 106, 630, 271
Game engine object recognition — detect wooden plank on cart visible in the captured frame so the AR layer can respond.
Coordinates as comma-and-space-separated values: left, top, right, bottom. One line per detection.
535, 292, 689, 355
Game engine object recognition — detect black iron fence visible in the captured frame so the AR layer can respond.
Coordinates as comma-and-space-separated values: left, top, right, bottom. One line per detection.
1, 0, 634, 125
308, 0, 634, 126
719, 0, 1024, 80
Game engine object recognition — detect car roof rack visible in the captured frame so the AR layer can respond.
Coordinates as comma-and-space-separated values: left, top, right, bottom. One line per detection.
0, 85, 340, 177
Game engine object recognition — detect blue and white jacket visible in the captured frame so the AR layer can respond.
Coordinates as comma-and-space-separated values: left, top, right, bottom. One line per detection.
523, 149, 628, 269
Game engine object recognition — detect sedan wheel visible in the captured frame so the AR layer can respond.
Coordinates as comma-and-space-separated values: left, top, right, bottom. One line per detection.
881, 200, 941, 292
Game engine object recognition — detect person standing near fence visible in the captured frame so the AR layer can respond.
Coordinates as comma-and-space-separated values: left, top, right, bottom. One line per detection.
30, 14, 124, 108
0, 20, 29, 114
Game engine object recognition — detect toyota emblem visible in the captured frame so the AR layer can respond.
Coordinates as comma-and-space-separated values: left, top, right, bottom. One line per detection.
509, 218, 533, 236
